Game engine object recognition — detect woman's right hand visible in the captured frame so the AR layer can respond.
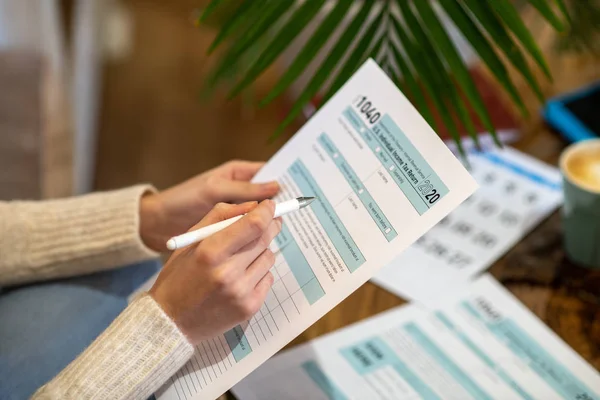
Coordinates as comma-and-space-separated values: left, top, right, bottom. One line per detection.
149, 199, 281, 344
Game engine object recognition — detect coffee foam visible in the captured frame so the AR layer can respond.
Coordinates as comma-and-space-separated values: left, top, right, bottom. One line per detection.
561, 140, 600, 193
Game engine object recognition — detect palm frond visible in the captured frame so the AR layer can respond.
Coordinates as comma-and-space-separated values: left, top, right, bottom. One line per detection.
267, 0, 376, 141
206, 0, 262, 54
390, 14, 467, 157
198, 0, 579, 145
207, 1, 294, 88
321, 3, 387, 104
228, 0, 328, 99
198, 0, 224, 23
553, 0, 600, 53
487, 0, 553, 78
388, 44, 434, 127
553, 0, 571, 22
259, 0, 354, 107
438, 0, 528, 117
401, 0, 490, 147
461, 0, 546, 102
527, 0, 566, 30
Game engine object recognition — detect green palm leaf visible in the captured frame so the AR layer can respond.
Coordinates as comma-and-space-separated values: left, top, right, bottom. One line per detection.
397, 1, 483, 148
228, 0, 328, 99
321, 3, 387, 104
259, 0, 354, 108
208, 1, 293, 87
196, 0, 583, 149
268, 0, 376, 141
390, 15, 467, 157
206, 0, 261, 54
388, 44, 435, 128
410, 0, 495, 141
487, 0, 553, 78
554, 0, 571, 21
438, 0, 528, 117
461, 0, 545, 102
198, 0, 224, 23
526, 0, 566, 30
369, 34, 386, 63
379, 54, 389, 72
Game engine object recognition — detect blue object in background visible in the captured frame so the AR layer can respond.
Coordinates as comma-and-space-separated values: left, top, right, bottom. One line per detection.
542, 81, 600, 143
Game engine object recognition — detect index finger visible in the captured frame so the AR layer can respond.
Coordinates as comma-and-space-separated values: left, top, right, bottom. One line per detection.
199, 199, 275, 258
228, 160, 265, 181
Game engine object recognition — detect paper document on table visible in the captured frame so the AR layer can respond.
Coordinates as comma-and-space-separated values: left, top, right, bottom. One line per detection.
154, 59, 477, 400
232, 274, 600, 400
372, 146, 562, 306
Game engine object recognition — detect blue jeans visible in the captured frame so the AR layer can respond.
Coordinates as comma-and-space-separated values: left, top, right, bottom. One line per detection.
0, 260, 161, 400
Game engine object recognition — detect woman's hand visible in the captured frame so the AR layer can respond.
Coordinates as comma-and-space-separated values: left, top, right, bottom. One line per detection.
140, 160, 279, 252
149, 200, 281, 344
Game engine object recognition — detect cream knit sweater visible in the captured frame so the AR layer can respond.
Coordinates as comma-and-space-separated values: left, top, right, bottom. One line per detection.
0, 185, 195, 399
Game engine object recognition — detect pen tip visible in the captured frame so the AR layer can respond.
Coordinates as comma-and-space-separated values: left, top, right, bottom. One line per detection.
298, 197, 317, 208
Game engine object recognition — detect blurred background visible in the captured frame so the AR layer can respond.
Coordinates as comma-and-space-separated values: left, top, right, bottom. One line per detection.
0, 0, 299, 201
0, 0, 598, 201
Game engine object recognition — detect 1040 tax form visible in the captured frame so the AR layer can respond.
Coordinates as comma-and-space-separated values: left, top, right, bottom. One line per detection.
154, 59, 477, 400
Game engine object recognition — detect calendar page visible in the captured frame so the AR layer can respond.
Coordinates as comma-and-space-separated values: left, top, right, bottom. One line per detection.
372, 146, 562, 306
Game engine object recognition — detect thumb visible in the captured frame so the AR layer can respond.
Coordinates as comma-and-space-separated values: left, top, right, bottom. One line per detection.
220, 180, 279, 203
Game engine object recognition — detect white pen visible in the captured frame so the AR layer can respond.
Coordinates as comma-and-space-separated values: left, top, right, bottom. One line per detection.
166, 197, 317, 250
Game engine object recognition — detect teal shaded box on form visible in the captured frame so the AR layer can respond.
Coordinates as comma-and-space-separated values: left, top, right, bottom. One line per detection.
343, 107, 448, 215
343, 108, 427, 214
340, 336, 440, 399
289, 160, 366, 273
224, 325, 252, 362
434, 312, 534, 400
462, 302, 599, 400
301, 361, 348, 400
318, 133, 397, 242
274, 223, 325, 305
403, 323, 493, 400
376, 113, 449, 200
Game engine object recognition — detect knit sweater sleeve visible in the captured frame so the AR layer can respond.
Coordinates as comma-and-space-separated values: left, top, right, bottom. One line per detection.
0, 185, 159, 287
31, 293, 195, 399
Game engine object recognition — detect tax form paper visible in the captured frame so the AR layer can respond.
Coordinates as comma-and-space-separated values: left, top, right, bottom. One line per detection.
233, 275, 600, 400
155, 59, 477, 400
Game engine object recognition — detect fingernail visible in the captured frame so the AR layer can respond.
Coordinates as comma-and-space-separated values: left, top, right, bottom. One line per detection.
275, 217, 283, 230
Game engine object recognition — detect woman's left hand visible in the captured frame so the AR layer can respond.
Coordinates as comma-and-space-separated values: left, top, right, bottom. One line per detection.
139, 160, 279, 252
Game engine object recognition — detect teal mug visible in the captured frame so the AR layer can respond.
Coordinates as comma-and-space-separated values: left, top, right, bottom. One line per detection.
559, 138, 600, 268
